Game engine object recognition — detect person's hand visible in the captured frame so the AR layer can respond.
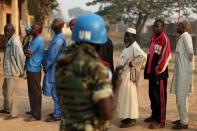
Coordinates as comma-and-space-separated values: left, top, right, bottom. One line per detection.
188, 54, 193, 62
19, 73, 25, 78
43, 66, 46, 73
129, 62, 133, 67
24, 49, 32, 57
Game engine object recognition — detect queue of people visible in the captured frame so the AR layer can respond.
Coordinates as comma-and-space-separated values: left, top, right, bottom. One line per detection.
0, 13, 194, 131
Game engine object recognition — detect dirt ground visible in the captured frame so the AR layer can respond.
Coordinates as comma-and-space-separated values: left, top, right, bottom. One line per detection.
0, 52, 197, 131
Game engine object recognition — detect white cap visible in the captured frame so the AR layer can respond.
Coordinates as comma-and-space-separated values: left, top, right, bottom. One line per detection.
179, 17, 191, 32
126, 28, 136, 34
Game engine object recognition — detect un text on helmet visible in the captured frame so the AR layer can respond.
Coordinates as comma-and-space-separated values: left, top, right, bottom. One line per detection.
79, 31, 92, 40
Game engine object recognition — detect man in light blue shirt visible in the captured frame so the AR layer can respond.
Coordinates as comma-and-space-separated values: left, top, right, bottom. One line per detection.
43, 18, 66, 122
26, 35, 44, 72
24, 22, 45, 121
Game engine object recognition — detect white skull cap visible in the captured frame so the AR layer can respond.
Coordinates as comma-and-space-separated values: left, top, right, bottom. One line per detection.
126, 28, 136, 34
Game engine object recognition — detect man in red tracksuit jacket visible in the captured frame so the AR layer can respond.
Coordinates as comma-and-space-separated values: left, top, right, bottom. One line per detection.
144, 18, 171, 129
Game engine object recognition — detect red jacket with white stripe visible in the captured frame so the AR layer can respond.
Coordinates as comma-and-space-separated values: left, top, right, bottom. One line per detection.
144, 32, 171, 80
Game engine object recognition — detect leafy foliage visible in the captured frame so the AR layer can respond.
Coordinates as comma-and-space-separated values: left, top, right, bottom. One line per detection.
87, 0, 197, 35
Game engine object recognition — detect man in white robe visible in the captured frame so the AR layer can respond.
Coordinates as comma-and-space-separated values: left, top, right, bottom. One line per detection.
170, 18, 194, 130
116, 28, 146, 128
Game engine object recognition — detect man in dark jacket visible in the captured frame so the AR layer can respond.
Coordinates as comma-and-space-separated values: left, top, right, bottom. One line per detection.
144, 18, 171, 129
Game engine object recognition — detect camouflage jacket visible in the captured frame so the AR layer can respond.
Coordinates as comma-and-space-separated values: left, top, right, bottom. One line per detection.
55, 43, 113, 131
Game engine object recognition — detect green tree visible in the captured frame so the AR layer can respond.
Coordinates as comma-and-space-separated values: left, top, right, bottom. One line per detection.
87, 0, 197, 37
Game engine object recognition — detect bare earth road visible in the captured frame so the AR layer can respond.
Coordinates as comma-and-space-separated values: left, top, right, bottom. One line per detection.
0, 52, 196, 131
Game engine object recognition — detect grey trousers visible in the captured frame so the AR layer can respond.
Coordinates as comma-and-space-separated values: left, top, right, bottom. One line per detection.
176, 95, 188, 124
2, 77, 18, 117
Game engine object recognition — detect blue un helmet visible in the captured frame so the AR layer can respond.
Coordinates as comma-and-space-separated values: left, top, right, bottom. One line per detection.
72, 13, 107, 44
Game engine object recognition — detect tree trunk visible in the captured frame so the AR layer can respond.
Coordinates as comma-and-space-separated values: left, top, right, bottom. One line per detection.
135, 12, 148, 40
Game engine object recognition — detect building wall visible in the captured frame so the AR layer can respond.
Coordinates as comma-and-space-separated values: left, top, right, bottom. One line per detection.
0, 2, 3, 34
0, 0, 32, 36
0, 2, 12, 34
0, 1, 17, 35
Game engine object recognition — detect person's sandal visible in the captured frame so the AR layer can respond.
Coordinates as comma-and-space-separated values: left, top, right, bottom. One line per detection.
172, 119, 180, 124
0, 109, 9, 114
24, 116, 41, 122
45, 115, 61, 122
172, 122, 188, 130
25, 111, 32, 115
4, 115, 19, 120
148, 122, 164, 129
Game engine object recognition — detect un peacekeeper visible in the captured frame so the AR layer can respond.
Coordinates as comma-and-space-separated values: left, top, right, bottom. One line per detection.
55, 13, 122, 131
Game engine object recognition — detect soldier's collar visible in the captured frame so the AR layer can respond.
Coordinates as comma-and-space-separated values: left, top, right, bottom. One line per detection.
80, 43, 99, 58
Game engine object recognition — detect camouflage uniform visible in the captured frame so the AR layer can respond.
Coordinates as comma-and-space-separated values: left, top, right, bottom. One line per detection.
56, 43, 113, 131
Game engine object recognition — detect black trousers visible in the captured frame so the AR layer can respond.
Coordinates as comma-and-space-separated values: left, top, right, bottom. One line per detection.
27, 71, 42, 120
149, 79, 167, 126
